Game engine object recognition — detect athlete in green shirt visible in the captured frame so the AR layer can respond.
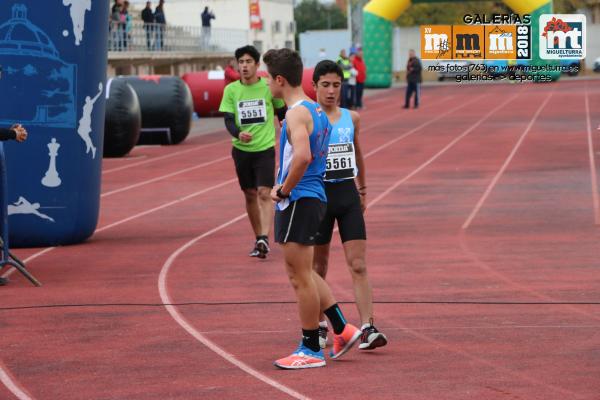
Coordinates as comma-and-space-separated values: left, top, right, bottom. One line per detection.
219, 45, 286, 258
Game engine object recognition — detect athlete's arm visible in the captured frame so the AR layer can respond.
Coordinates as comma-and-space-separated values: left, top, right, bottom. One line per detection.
351, 111, 367, 211
223, 113, 241, 139
274, 107, 313, 198
0, 127, 17, 141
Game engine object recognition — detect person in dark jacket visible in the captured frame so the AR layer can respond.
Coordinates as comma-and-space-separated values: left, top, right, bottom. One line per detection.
0, 123, 27, 286
201, 7, 215, 49
141, 1, 154, 50
404, 49, 422, 109
154, 0, 166, 50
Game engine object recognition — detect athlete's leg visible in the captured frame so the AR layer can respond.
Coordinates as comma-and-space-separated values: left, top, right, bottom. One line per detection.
313, 243, 331, 278
254, 147, 276, 242
342, 239, 372, 325
274, 200, 326, 369
282, 242, 320, 330
257, 186, 273, 237
312, 270, 335, 312
232, 147, 261, 239
312, 270, 361, 359
243, 188, 261, 236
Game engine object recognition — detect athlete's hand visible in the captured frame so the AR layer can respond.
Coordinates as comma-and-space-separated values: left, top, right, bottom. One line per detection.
359, 193, 366, 213
239, 131, 253, 143
270, 185, 282, 202
11, 124, 27, 142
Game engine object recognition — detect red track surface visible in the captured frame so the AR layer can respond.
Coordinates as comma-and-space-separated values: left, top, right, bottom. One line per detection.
1, 80, 600, 400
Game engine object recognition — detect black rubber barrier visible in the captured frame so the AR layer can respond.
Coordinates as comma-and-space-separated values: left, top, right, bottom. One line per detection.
104, 78, 141, 157
122, 76, 193, 145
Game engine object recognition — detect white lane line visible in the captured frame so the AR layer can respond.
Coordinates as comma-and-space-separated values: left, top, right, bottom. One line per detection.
157, 213, 312, 400
100, 155, 230, 198
103, 138, 230, 174
0, 362, 34, 400
368, 92, 522, 210
584, 84, 600, 225
462, 92, 553, 230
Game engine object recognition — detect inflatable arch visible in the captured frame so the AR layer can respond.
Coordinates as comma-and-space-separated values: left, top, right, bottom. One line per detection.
363, 0, 554, 87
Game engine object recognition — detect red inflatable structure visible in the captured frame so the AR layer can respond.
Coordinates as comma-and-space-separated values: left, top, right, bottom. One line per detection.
182, 68, 316, 117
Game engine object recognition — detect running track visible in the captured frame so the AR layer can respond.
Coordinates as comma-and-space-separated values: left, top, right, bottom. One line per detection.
1, 79, 599, 400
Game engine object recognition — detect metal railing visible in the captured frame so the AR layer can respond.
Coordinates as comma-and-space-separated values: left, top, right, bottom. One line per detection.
108, 21, 248, 53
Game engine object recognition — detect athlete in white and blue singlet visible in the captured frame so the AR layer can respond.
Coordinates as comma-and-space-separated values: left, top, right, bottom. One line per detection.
263, 49, 361, 370
312, 60, 388, 351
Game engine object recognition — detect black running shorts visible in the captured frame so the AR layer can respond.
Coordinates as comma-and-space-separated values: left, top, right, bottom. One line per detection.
275, 198, 327, 245
231, 146, 275, 190
315, 179, 366, 245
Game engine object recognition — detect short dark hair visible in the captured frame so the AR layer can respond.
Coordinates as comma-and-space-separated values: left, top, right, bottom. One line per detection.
235, 45, 260, 64
262, 48, 303, 87
313, 60, 343, 83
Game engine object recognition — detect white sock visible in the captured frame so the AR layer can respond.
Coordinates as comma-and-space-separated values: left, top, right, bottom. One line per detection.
361, 323, 371, 331
319, 320, 328, 328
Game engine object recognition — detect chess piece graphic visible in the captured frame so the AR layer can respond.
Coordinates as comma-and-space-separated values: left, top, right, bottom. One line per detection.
41, 138, 61, 187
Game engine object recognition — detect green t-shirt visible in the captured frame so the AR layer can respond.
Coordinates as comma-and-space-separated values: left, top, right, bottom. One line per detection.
219, 78, 285, 152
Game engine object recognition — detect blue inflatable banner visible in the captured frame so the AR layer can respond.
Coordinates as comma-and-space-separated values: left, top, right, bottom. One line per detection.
0, 2, 108, 247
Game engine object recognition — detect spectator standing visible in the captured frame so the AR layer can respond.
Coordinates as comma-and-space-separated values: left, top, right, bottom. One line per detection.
224, 58, 240, 85
353, 47, 367, 109
201, 6, 215, 49
110, 3, 123, 51
121, 1, 132, 50
404, 49, 422, 109
154, 0, 166, 50
336, 49, 352, 108
347, 53, 358, 109
141, 1, 154, 50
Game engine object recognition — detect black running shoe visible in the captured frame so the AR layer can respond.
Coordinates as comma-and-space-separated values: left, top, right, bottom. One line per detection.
249, 243, 261, 257
256, 238, 270, 259
359, 321, 388, 350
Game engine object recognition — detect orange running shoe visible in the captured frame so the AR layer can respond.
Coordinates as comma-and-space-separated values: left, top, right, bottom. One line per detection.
274, 343, 326, 370
330, 324, 361, 359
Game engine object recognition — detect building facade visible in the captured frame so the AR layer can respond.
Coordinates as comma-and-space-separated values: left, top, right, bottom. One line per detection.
137, 0, 295, 53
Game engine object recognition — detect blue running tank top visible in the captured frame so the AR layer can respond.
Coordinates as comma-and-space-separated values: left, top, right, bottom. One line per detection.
277, 100, 331, 210
324, 108, 358, 182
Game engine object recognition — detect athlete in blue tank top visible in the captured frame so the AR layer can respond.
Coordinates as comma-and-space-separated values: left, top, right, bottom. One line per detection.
263, 48, 360, 370
276, 100, 330, 210
311, 59, 388, 352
